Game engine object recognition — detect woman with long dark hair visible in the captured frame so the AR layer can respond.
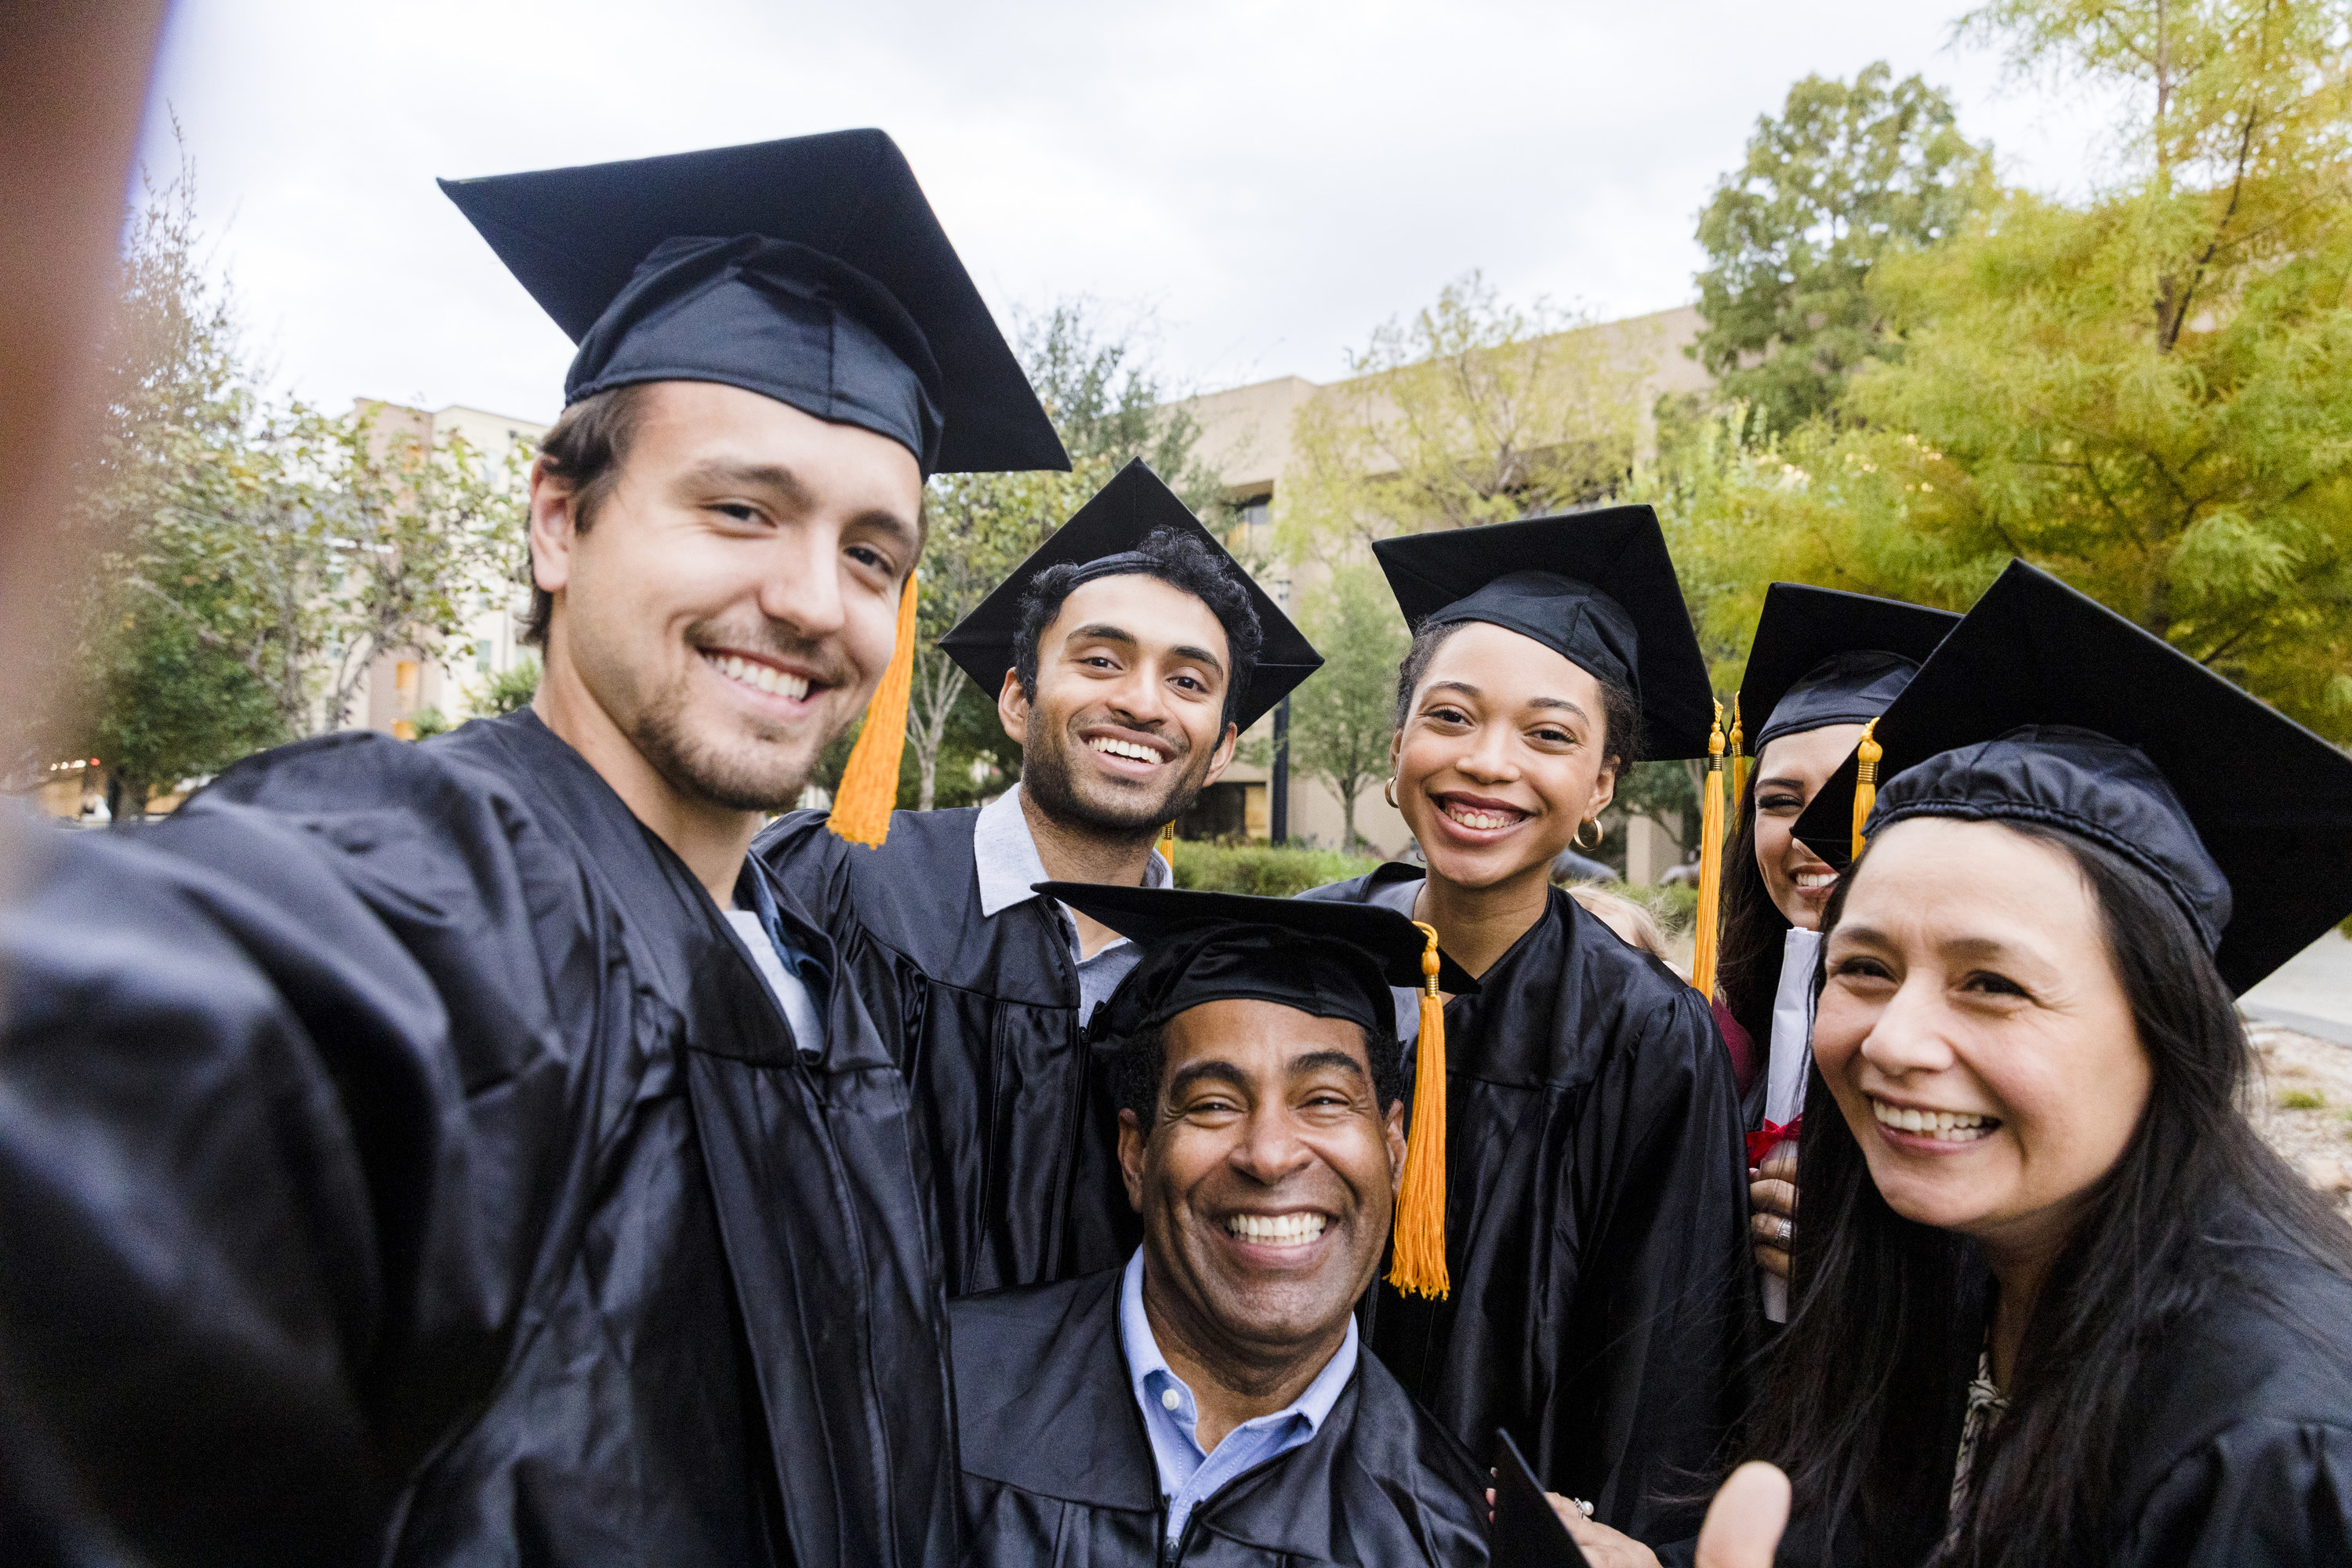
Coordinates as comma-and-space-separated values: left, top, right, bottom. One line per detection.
1555, 561, 2352, 1566
1715, 586, 1957, 1316
1302, 506, 1753, 1544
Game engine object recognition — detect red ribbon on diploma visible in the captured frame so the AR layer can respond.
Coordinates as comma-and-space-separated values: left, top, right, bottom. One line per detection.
1746, 1116, 1801, 1168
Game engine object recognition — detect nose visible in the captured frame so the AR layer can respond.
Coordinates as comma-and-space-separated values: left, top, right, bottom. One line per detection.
1226, 1104, 1316, 1188
1451, 721, 1521, 786
754, 526, 849, 641
1856, 974, 1960, 1080
1104, 659, 1175, 730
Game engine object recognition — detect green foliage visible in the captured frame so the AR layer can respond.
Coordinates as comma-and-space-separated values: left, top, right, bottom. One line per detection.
2278, 1087, 2328, 1110
1277, 272, 1649, 561
408, 707, 452, 740
1613, 760, 1703, 854
1286, 564, 1410, 850
1694, 63, 1992, 435
1171, 843, 1381, 898
475, 655, 540, 716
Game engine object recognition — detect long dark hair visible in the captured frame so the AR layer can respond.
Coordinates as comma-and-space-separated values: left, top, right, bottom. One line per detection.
1748, 822, 2352, 1566
1715, 778, 1782, 1047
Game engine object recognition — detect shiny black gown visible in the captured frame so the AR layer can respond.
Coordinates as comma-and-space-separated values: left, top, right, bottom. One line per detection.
757, 806, 1136, 1297
1301, 864, 1754, 1542
0, 711, 954, 1568
1751, 1197, 2352, 1567
949, 1269, 1490, 1566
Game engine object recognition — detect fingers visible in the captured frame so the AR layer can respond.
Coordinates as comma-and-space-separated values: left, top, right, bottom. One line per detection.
1758, 1149, 1798, 1184
1748, 1178, 1797, 1218
1695, 1462, 1791, 1568
1751, 1240, 1791, 1279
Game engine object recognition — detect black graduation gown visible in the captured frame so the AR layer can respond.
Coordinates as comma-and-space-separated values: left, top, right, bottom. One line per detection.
756, 805, 1137, 1297
0, 710, 955, 1568
949, 1268, 1491, 1566
1301, 864, 1754, 1542
1759, 1199, 2352, 1568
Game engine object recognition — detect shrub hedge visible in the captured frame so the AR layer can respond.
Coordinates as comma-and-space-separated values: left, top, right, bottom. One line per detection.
1171, 843, 1384, 898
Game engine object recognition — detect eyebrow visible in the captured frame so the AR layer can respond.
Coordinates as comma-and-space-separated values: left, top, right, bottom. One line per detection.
1289, 1049, 1369, 1082
1424, 679, 1587, 719
1757, 774, 1809, 792
1167, 1059, 1248, 1099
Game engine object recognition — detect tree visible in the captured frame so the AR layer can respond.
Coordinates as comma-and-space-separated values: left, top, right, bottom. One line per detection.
1838, 0, 2352, 737
1286, 564, 1408, 851
1693, 62, 1993, 436
1277, 272, 1651, 561
902, 301, 1214, 810
474, 654, 541, 716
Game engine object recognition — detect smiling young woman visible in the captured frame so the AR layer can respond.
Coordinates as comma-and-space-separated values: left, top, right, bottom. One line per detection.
1300, 507, 1751, 1542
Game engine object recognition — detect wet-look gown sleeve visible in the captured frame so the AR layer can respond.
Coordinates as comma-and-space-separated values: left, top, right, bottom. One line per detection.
757, 807, 1137, 1296
947, 1269, 1491, 1566
1302, 866, 1755, 1544
0, 710, 956, 1568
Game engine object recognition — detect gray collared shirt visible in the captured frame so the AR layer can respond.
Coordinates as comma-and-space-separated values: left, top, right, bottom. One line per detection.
971, 782, 1171, 1024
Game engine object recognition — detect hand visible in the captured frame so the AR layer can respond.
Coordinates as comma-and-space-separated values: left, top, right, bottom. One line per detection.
1549, 1493, 1657, 1568
1749, 1149, 1798, 1280
1534, 1463, 1791, 1568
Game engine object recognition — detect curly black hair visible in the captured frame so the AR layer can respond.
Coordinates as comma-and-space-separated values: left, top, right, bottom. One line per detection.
1012, 526, 1263, 731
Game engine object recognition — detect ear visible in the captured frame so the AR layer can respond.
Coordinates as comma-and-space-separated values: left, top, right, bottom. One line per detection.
997, 665, 1030, 747
1585, 753, 1621, 822
1384, 1098, 1407, 1194
1200, 720, 1240, 786
528, 455, 578, 598
1118, 1107, 1148, 1214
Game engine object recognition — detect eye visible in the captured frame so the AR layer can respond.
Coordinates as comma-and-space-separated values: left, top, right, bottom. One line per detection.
1425, 705, 1471, 728
1530, 725, 1575, 747
1757, 790, 1804, 813
711, 501, 766, 526
844, 543, 891, 573
1962, 971, 2032, 1000
1832, 953, 1895, 982
1171, 672, 1206, 693
1181, 1094, 1242, 1120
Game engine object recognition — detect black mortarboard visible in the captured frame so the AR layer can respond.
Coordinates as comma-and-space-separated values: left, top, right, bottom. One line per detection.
1792, 559, 2352, 993
1369, 506, 1716, 758
938, 459, 1322, 731
439, 129, 1067, 476
1739, 584, 1961, 755
1040, 883, 1478, 1044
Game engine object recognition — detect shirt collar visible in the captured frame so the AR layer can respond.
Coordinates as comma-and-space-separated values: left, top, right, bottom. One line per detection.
1116, 1247, 1358, 1439
972, 782, 1173, 921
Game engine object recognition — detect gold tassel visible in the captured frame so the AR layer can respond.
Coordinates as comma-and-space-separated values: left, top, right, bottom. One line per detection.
1690, 702, 1727, 998
826, 570, 919, 848
1729, 695, 1749, 804
1850, 717, 1882, 862
1388, 920, 1450, 1301
1156, 819, 1178, 879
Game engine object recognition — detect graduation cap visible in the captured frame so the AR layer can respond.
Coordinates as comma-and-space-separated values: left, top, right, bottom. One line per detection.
1368, 505, 1715, 760
441, 130, 1071, 849
1044, 882, 1474, 1303
938, 459, 1322, 732
1737, 584, 1961, 760
1791, 559, 2352, 993
439, 129, 1065, 476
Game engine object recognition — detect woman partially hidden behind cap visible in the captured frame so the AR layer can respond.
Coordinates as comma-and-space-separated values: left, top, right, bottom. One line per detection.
1301, 506, 1752, 1544
1561, 560, 2352, 1567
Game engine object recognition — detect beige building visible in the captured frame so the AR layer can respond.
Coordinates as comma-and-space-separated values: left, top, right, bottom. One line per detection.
1167, 305, 1712, 863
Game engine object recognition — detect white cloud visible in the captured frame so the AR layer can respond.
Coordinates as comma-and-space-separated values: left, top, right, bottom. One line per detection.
140, 0, 2125, 425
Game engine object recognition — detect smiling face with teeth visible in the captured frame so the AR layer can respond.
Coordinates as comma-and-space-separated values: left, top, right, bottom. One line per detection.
1000, 572, 1238, 837
1751, 724, 1867, 930
1391, 622, 1622, 901
1118, 998, 1406, 1406
1813, 818, 2153, 1266
529, 383, 919, 862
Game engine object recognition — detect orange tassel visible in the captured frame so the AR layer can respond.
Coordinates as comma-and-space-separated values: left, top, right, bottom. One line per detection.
1157, 819, 1178, 879
1388, 920, 1450, 1301
1729, 695, 1749, 805
1690, 702, 1726, 997
1850, 717, 1882, 862
826, 570, 919, 848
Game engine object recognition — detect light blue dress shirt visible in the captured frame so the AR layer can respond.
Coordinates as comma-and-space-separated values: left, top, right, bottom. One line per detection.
1116, 1247, 1359, 1546
971, 783, 1171, 1023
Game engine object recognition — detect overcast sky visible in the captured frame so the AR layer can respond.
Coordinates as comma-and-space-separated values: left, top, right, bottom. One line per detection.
138, 0, 2128, 426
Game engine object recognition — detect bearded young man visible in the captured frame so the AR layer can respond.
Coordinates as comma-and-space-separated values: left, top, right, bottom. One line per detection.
0, 131, 1065, 1567
758, 459, 1319, 1298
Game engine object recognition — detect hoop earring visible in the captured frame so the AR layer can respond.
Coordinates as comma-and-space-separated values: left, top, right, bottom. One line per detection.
1383, 776, 1399, 808
1573, 818, 1601, 851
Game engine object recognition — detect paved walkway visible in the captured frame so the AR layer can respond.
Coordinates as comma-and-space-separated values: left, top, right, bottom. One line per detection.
2244, 930, 2352, 1045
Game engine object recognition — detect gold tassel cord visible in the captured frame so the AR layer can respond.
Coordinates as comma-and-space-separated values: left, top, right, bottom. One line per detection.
1729, 696, 1749, 805
1689, 702, 1727, 999
1850, 717, 1882, 862
826, 570, 919, 849
1156, 820, 1178, 879
1388, 920, 1450, 1301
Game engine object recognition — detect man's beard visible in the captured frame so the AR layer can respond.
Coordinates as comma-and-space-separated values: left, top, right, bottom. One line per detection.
1021, 712, 1217, 837
625, 618, 859, 814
